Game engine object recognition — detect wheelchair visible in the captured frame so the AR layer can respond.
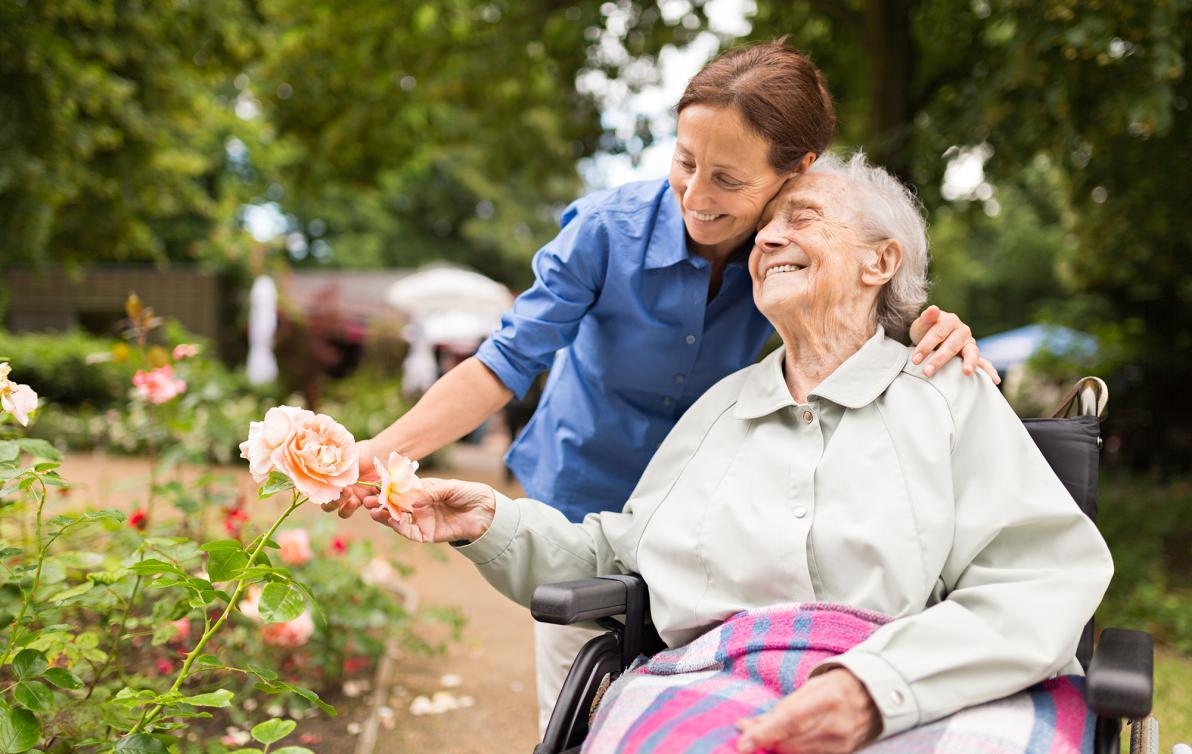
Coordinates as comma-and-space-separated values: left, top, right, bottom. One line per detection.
528, 378, 1180, 754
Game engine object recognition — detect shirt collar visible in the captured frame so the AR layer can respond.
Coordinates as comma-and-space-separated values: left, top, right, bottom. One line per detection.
645, 182, 690, 270
733, 327, 909, 419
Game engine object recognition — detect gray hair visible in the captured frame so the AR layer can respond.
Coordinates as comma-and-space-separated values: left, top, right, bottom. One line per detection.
807, 151, 929, 339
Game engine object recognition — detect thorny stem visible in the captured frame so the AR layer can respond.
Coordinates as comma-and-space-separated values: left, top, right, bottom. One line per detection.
0, 477, 48, 669
128, 492, 304, 734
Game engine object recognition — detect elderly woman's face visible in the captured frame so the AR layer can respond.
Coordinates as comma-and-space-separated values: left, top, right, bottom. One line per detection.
748, 173, 872, 321
669, 105, 786, 252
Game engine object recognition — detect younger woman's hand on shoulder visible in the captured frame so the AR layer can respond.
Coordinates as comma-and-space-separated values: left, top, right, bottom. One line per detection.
367, 478, 497, 544
908, 305, 1000, 383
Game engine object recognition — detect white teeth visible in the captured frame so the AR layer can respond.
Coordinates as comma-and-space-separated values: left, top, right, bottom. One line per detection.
693, 211, 721, 222
765, 264, 805, 278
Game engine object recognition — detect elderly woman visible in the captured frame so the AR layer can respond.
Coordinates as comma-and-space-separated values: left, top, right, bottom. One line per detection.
369, 153, 1113, 753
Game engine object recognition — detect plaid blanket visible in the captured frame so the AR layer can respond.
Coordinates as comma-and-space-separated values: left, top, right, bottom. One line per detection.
583, 603, 1093, 754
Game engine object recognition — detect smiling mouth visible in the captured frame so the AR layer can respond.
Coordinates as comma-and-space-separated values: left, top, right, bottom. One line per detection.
691, 210, 724, 222
765, 263, 806, 278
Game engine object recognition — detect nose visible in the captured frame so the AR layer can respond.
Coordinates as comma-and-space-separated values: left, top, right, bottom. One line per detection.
754, 221, 789, 253
684, 170, 715, 211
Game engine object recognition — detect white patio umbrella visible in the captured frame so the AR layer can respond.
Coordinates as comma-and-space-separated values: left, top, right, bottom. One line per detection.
386, 265, 514, 317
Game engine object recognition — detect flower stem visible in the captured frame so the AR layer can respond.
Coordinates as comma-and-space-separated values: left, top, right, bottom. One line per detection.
0, 477, 48, 669
128, 492, 305, 734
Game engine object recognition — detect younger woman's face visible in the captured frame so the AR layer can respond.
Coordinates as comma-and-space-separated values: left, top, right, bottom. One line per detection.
669, 105, 787, 257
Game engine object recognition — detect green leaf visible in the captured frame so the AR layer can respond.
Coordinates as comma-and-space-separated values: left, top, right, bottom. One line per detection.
183, 689, 234, 708
50, 582, 94, 603
206, 547, 248, 583
11, 649, 47, 680
257, 582, 304, 623
259, 471, 294, 499
127, 559, 185, 577
0, 707, 40, 753
0, 442, 19, 464
192, 654, 224, 670
13, 681, 52, 712
250, 718, 296, 745
41, 668, 83, 690
16, 439, 61, 462
272, 748, 315, 754
113, 734, 167, 753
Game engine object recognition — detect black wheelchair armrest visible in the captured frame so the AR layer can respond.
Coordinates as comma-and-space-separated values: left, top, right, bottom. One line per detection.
531, 575, 646, 624
1085, 627, 1154, 719
532, 575, 654, 669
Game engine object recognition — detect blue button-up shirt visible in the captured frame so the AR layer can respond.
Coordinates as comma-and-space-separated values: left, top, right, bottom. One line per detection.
475, 178, 774, 521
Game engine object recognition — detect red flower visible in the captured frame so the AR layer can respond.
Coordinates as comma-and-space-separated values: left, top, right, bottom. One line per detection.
329, 536, 347, 556
222, 502, 249, 536
155, 658, 174, 675
342, 655, 369, 674
128, 509, 148, 530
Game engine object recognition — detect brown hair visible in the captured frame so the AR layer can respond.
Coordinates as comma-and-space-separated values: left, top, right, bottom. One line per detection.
677, 39, 835, 173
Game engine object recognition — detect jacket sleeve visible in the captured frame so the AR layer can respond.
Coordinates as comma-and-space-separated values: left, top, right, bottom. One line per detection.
819, 370, 1114, 738
473, 200, 610, 399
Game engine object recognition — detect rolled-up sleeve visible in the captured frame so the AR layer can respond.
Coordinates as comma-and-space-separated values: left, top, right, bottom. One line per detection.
474, 201, 610, 399
820, 372, 1114, 738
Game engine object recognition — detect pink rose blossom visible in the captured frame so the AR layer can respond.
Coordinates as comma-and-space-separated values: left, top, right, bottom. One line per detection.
172, 343, 201, 360
277, 528, 312, 567
0, 363, 38, 427
373, 451, 422, 518
132, 365, 186, 404
261, 610, 314, 648
169, 618, 191, 645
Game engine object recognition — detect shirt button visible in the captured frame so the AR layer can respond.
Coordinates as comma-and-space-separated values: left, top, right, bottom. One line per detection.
890, 690, 905, 706
663, 397, 673, 406
685, 334, 696, 345
674, 374, 685, 384
802, 409, 814, 424
793, 506, 808, 518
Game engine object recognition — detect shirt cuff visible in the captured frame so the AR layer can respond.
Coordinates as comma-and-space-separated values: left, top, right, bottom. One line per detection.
452, 491, 521, 565
474, 339, 534, 399
813, 650, 920, 739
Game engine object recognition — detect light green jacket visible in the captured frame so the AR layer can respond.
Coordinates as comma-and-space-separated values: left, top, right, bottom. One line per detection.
456, 329, 1113, 737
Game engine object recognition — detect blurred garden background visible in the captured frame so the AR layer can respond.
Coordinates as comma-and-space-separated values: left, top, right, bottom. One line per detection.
1, 0, 1189, 751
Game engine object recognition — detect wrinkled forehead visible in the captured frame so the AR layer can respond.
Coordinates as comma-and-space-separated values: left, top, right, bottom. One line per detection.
783, 172, 852, 211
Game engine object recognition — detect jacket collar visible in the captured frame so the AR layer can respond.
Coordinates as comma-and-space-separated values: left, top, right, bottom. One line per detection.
733, 327, 909, 419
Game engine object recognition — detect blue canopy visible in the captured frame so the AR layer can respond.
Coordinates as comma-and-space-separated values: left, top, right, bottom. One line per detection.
975, 324, 1098, 373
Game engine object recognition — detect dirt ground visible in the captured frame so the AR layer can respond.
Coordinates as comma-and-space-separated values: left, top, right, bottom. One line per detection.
59, 435, 541, 754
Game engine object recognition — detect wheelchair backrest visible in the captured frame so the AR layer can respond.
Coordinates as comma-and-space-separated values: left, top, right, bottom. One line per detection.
1021, 413, 1102, 670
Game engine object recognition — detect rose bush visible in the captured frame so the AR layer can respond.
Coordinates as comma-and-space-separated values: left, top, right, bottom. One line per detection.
0, 303, 455, 751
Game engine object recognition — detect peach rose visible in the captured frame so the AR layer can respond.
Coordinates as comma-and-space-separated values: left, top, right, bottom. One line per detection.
373, 451, 422, 518
277, 528, 312, 567
0, 363, 39, 427
172, 343, 201, 360
238, 584, 264, 622
132, 365, 186, 404
238, 405, 313, 483
271, 413, 359, 504
261, 610, 314, 648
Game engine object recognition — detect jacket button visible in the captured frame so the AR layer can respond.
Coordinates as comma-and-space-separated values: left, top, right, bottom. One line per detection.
802, 409, 814, 424
685, 334, 696, 344
674, 374, 685, 384
793, 506, 807, 518
890, 690, 904, 705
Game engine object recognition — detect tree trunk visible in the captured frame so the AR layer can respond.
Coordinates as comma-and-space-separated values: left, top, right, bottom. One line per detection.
863, 0, 917, 184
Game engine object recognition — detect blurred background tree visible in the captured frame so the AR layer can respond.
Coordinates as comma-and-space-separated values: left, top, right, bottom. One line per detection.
1, 0, 1188, 469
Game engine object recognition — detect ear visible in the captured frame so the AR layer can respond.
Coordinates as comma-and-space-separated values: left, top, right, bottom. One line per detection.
798, 152, 817, 172
861, 239, 902, 287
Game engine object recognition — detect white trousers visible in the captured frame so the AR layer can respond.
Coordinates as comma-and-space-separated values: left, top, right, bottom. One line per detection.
534, 621, 606, 737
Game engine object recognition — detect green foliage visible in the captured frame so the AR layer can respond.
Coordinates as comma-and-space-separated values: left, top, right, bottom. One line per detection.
0, 0, 266, 268
0, 330, 133, 407
1096, 471, 1192, 653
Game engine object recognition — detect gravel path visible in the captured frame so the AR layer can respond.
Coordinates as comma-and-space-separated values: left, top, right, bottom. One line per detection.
60, 439, 540, 754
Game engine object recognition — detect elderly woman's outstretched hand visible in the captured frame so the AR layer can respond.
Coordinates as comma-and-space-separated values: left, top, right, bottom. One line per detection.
365, 478, 496, 545
735, 668, 880, 754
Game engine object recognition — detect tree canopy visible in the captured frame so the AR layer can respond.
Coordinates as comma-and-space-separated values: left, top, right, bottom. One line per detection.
1, 0, 1188, 468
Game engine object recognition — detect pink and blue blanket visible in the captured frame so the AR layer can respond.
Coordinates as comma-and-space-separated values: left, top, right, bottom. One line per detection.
584, 603, 1093, 753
